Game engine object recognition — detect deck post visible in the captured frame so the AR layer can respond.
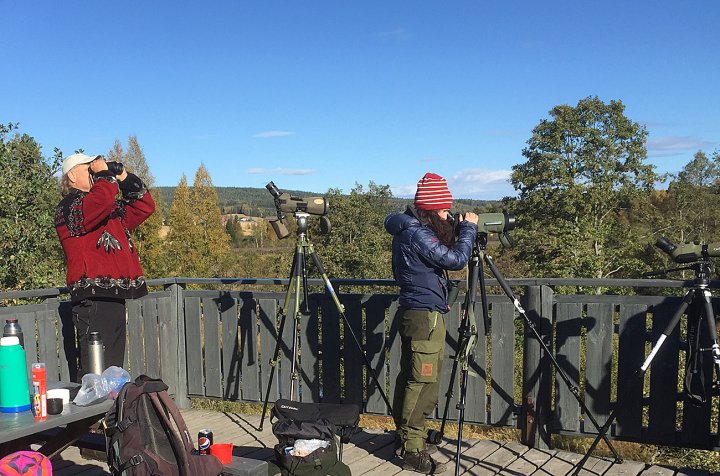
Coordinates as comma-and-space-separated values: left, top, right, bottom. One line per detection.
520, 284, 553, 449
168, 281, 190, 409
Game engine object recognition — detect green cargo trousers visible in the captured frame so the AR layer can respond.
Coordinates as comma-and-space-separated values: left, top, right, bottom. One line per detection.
392, 308, 446, 453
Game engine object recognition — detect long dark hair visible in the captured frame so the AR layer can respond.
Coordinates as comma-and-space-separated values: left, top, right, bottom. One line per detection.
416, 208, 455, 248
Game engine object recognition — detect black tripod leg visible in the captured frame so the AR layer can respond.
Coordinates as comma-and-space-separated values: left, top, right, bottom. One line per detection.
259, 246, 303, 430
482, 254, 626, 463
308, 247, 394, 412
434, 248, 482, 445
289, 250, 308, 400
455, 362, 470, 476
573, 289, 695, 473
700, 290, 720, 388
259, 308, 288, 430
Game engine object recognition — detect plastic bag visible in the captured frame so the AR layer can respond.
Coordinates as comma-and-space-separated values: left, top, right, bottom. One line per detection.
72, 366, 130, 406
290, 439, 330, 457
102, 366, 130, 398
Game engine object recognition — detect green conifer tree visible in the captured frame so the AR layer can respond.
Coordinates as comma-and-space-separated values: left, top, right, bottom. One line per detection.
166, 175, 203, 276
192, 164, 230, 277
106, 136, 165, 277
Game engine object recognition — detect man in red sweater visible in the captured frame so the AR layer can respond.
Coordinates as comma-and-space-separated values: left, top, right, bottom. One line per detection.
55, 153, 155, 381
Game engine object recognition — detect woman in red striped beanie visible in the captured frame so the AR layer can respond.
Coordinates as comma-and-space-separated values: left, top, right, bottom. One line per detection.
384, 172, 478, 474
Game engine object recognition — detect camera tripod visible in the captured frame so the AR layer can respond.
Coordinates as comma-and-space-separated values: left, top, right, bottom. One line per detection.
431, 234, 622, 476
258, 213, 393, 430
427, 234, 490, 476
575, 259, 720, 474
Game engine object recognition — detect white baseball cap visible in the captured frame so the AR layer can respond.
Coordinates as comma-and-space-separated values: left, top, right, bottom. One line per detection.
62, 153, 103, 175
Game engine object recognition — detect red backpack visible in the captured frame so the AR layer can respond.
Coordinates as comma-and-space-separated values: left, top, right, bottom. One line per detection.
103, 375, 223, 476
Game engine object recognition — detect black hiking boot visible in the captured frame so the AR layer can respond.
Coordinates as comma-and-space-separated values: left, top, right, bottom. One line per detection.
394, 434, 438, 458
401, 450, 446, 474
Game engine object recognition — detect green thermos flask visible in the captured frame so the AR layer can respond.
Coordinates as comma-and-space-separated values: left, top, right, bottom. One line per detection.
0, 336, 31, 412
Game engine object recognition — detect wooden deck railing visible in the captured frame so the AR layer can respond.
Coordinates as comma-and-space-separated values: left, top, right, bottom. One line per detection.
1, 276, 717, 451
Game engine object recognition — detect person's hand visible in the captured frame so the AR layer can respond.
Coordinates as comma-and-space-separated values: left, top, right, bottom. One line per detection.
117, 169, 128, 181
89, 158, 108, 174
463, 212, 479, 225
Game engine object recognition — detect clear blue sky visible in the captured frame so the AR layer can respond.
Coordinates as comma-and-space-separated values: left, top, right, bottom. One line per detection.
3, 1, 719, 199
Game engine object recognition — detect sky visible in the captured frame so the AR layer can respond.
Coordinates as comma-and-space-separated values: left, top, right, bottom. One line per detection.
3, 1, 719, 200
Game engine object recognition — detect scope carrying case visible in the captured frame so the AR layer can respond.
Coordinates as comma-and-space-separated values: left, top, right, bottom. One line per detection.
269, 399, 356, 476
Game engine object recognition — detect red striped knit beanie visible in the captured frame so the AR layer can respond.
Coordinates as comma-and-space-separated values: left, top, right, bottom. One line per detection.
414, 172, 453, 210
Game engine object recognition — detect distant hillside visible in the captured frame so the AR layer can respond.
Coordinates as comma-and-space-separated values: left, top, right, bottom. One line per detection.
153, 186, 500, 218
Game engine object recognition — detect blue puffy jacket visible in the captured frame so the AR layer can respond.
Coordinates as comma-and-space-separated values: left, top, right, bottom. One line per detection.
385, 207, 478, 312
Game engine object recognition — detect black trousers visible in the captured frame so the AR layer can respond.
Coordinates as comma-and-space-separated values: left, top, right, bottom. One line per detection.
72, 298, 127, 383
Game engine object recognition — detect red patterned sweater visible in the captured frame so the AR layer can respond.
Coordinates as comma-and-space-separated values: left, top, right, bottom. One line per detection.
54, 171, 155, 301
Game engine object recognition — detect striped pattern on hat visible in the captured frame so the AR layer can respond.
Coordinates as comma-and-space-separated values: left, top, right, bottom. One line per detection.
414, 172, 453, 210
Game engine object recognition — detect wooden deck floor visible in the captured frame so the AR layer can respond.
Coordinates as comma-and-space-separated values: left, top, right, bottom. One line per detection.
48, 410, 718, 475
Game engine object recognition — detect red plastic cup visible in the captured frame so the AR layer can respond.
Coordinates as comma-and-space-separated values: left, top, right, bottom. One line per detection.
209, 443, 233, 465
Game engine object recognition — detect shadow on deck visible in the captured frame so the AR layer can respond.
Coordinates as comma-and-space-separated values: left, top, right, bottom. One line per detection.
48, 410, 714, 476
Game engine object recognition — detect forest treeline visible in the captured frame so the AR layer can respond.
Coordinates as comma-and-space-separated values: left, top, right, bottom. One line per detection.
2, 95, 720, 294
153, 186, 496, 218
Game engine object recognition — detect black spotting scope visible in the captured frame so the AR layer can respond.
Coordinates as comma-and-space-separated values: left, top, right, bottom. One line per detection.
266, 181, 331, 239
266, 182, 328, 216
656, 237, 720, 263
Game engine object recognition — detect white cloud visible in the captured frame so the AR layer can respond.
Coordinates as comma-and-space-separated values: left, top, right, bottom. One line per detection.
376, 28, 411, 41
448, 169, 514, 199
391, 168, 515, 200
246, 167, 315, 176
253, 131, 295, 139
390, 184, 416, 197
450, 169, 512, 185
647, 136, 715, 156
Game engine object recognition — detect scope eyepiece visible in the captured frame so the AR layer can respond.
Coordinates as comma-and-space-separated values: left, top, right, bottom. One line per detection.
655, 237, 677, 255
266, 181, 281, 199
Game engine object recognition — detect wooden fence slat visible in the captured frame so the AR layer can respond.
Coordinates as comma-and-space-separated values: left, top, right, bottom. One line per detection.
490, 301, 515, 426
585, 302, 613, 433
321, 299, 341, 403
299, 297, 320, 403
126, 299, 144, 376
15, 311, 40, 376
258, 298, 279, 404
238, 295, 259, 402
37, 307, 59, 380
342, 297, 364, 406
616, 303, 647, 439
142, 297, 161, 379
647, 299, 680, 442
467, 296, 489, 425
157, 295, 177, 394
57, 301, 74, 382
364, 295, 389, 414
554, 302, 581, 432
387, 299, 401, 412
184, 297, 205, 396
220, 293, 240, 400
203, 296, 223, 398
278, 296, 296, 401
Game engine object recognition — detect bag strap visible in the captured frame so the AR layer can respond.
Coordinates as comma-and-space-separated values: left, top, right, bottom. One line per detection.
157, 391, 197, 455
149, 392, 192, 474
115, 380, 134, 425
